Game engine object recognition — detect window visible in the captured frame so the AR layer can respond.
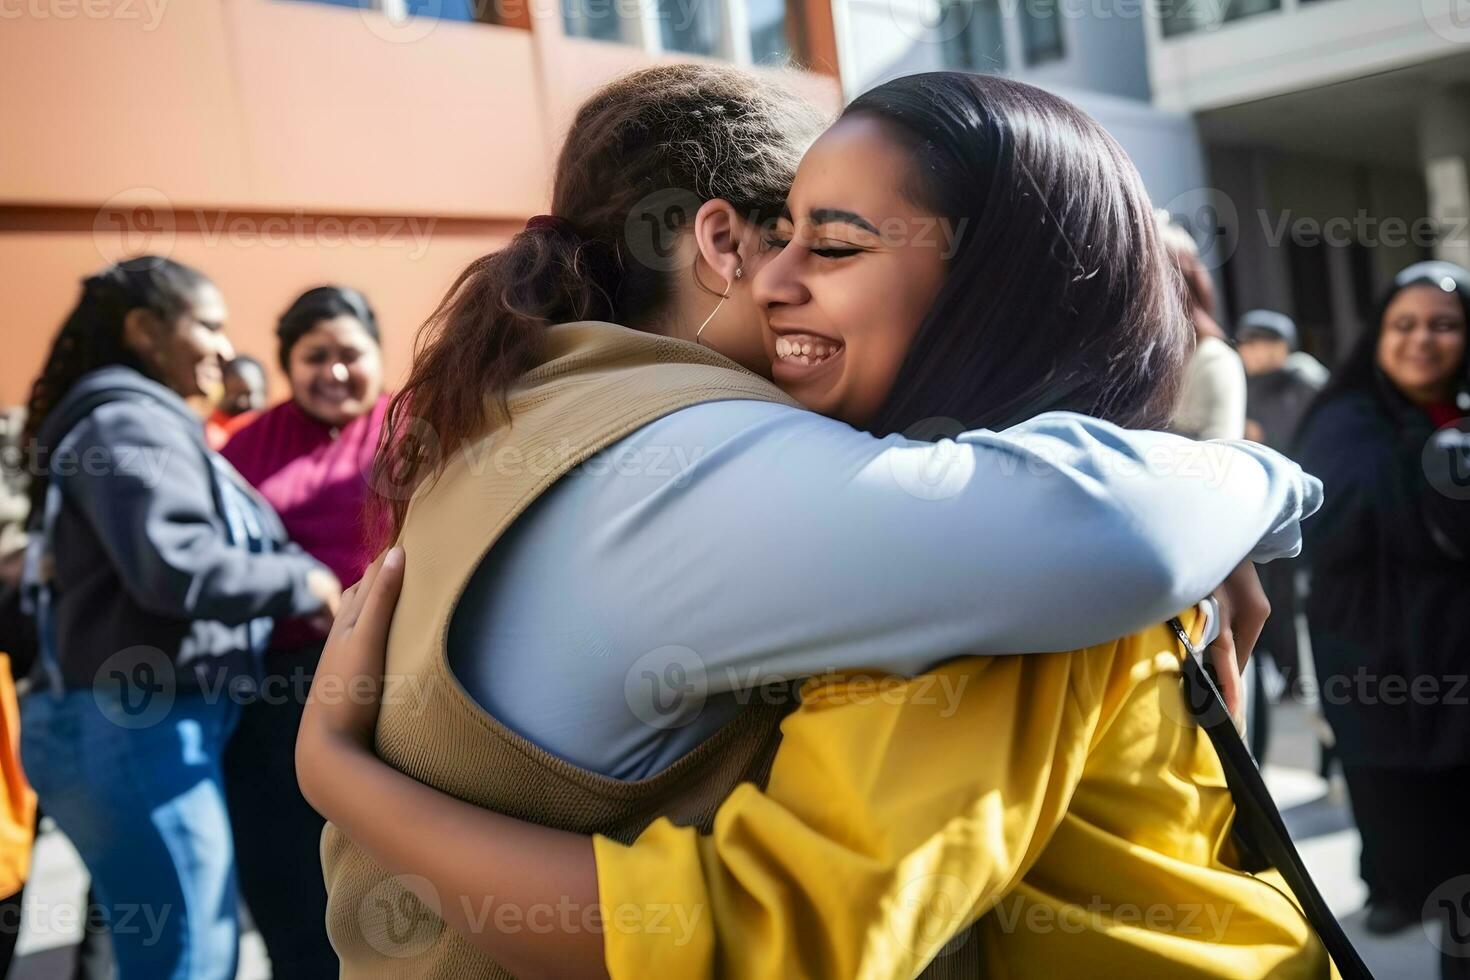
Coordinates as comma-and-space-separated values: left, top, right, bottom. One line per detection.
747, 0, 791, 63
403, 0, 474, 16
1018, 0, 1063, 65
940, 0, 1007, 74
658, 0, 722, 55
563, 0, 630, 41
1158, 0, 1280, 39
283, 0, 476, 19
559, 0, 805, 63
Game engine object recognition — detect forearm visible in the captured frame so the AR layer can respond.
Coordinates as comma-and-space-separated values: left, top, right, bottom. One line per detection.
297, 726, 608, 980
617, 409, 1321, 682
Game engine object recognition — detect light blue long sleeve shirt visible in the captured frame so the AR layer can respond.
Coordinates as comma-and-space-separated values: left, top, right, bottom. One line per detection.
447, 400, 1321, 780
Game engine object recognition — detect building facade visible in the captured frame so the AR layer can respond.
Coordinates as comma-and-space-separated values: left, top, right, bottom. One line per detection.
0, 0, 841, 403
1146, 0, 1470, 363
829, 0, 1213, 255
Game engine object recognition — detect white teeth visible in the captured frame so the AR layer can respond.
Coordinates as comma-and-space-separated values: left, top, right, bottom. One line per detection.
775, 336, 842, 365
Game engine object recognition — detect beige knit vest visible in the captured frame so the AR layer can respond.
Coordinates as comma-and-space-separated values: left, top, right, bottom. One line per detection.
322, 322, 804, 979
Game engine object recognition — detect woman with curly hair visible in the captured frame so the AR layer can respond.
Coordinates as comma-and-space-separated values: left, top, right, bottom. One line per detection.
18, 257, 340, 980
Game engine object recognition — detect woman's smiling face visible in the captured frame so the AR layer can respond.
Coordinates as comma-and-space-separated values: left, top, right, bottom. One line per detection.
754, 114, 950, 429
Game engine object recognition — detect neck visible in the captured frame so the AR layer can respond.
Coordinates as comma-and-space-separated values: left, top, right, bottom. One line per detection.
1399, 380, 1454, 408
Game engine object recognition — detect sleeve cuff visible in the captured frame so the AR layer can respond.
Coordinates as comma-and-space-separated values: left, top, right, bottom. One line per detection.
593, 824, 714, 980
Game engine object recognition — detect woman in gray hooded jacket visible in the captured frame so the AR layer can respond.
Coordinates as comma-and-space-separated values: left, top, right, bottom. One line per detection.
17, 257, 338, 980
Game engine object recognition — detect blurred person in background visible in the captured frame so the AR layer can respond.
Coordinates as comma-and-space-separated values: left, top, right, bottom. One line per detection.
1158, 212, 1248, 441
204, 354, 268, 450
1237, 309, 1328, 755
1239, 309, 1328, 450
219, 285, 387, 978
1295, 261, 1470, 971
16, 257, 340, 980
1156, 213, 1270, 749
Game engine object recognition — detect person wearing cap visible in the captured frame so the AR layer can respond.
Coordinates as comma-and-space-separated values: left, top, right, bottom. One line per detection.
1236, 310, 1327, 717
1294, 261, 1470, 966
1238, 309, 1328, 451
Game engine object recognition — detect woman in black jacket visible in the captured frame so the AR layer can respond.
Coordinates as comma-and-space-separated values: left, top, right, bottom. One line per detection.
17, 257, 340, 980
1295, 260, 1470, 973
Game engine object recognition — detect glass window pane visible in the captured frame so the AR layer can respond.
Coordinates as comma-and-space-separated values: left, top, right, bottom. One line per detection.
1019, 0, 1063, 65
1157, 0, 1280, 38
282, 0, 475, 16
941, 0, 1006, 73
1223, 0, 1279, 20
749, 0, 791, 64
659, 0, 721, 54
563, 0, 628, 41
405, 0, 475, 18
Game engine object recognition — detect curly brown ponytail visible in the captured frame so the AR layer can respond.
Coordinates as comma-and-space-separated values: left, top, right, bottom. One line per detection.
372, 65, 825, 544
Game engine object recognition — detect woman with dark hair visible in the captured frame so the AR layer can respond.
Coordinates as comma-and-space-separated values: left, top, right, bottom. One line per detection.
218, 284, 388, 978
300, 70, 1324, 977
1295, 261, 1470, 967
1158, 214, 1248, 441
17, 257, 340, 980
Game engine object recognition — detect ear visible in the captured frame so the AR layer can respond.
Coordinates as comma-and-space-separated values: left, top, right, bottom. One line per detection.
121, 307, 161, 360
692, 198, 752, 287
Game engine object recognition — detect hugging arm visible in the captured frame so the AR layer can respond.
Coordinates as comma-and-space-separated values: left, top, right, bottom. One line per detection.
599, 405, 1320, 688
299, 553, 1120, 979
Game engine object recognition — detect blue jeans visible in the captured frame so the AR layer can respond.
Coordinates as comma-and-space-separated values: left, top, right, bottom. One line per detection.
21, 689, 241, 980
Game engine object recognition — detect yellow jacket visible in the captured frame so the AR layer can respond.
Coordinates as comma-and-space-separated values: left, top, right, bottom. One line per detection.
594, 609, 1332, 979
0, 653, 35, 897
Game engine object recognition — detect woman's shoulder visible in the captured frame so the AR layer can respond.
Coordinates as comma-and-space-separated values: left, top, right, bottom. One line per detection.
1300, 389, 1385, 437
1294, 389, 1396, 473
615, 398, 830, 448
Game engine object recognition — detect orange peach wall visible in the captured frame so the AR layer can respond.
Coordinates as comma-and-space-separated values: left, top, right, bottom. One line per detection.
0, 0, 842, 405
0, 207, 519, 402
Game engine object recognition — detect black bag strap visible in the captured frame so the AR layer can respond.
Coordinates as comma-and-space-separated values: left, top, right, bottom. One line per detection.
1168, 617, 1374, 980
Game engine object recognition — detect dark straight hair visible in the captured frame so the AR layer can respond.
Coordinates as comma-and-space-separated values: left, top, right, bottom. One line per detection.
847, 73, 1191, 437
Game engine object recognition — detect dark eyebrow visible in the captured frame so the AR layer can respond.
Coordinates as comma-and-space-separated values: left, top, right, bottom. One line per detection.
809, 208, 879, 234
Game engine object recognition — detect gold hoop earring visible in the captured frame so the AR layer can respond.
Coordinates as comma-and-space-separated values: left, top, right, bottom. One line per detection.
695, 264, 743, 342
